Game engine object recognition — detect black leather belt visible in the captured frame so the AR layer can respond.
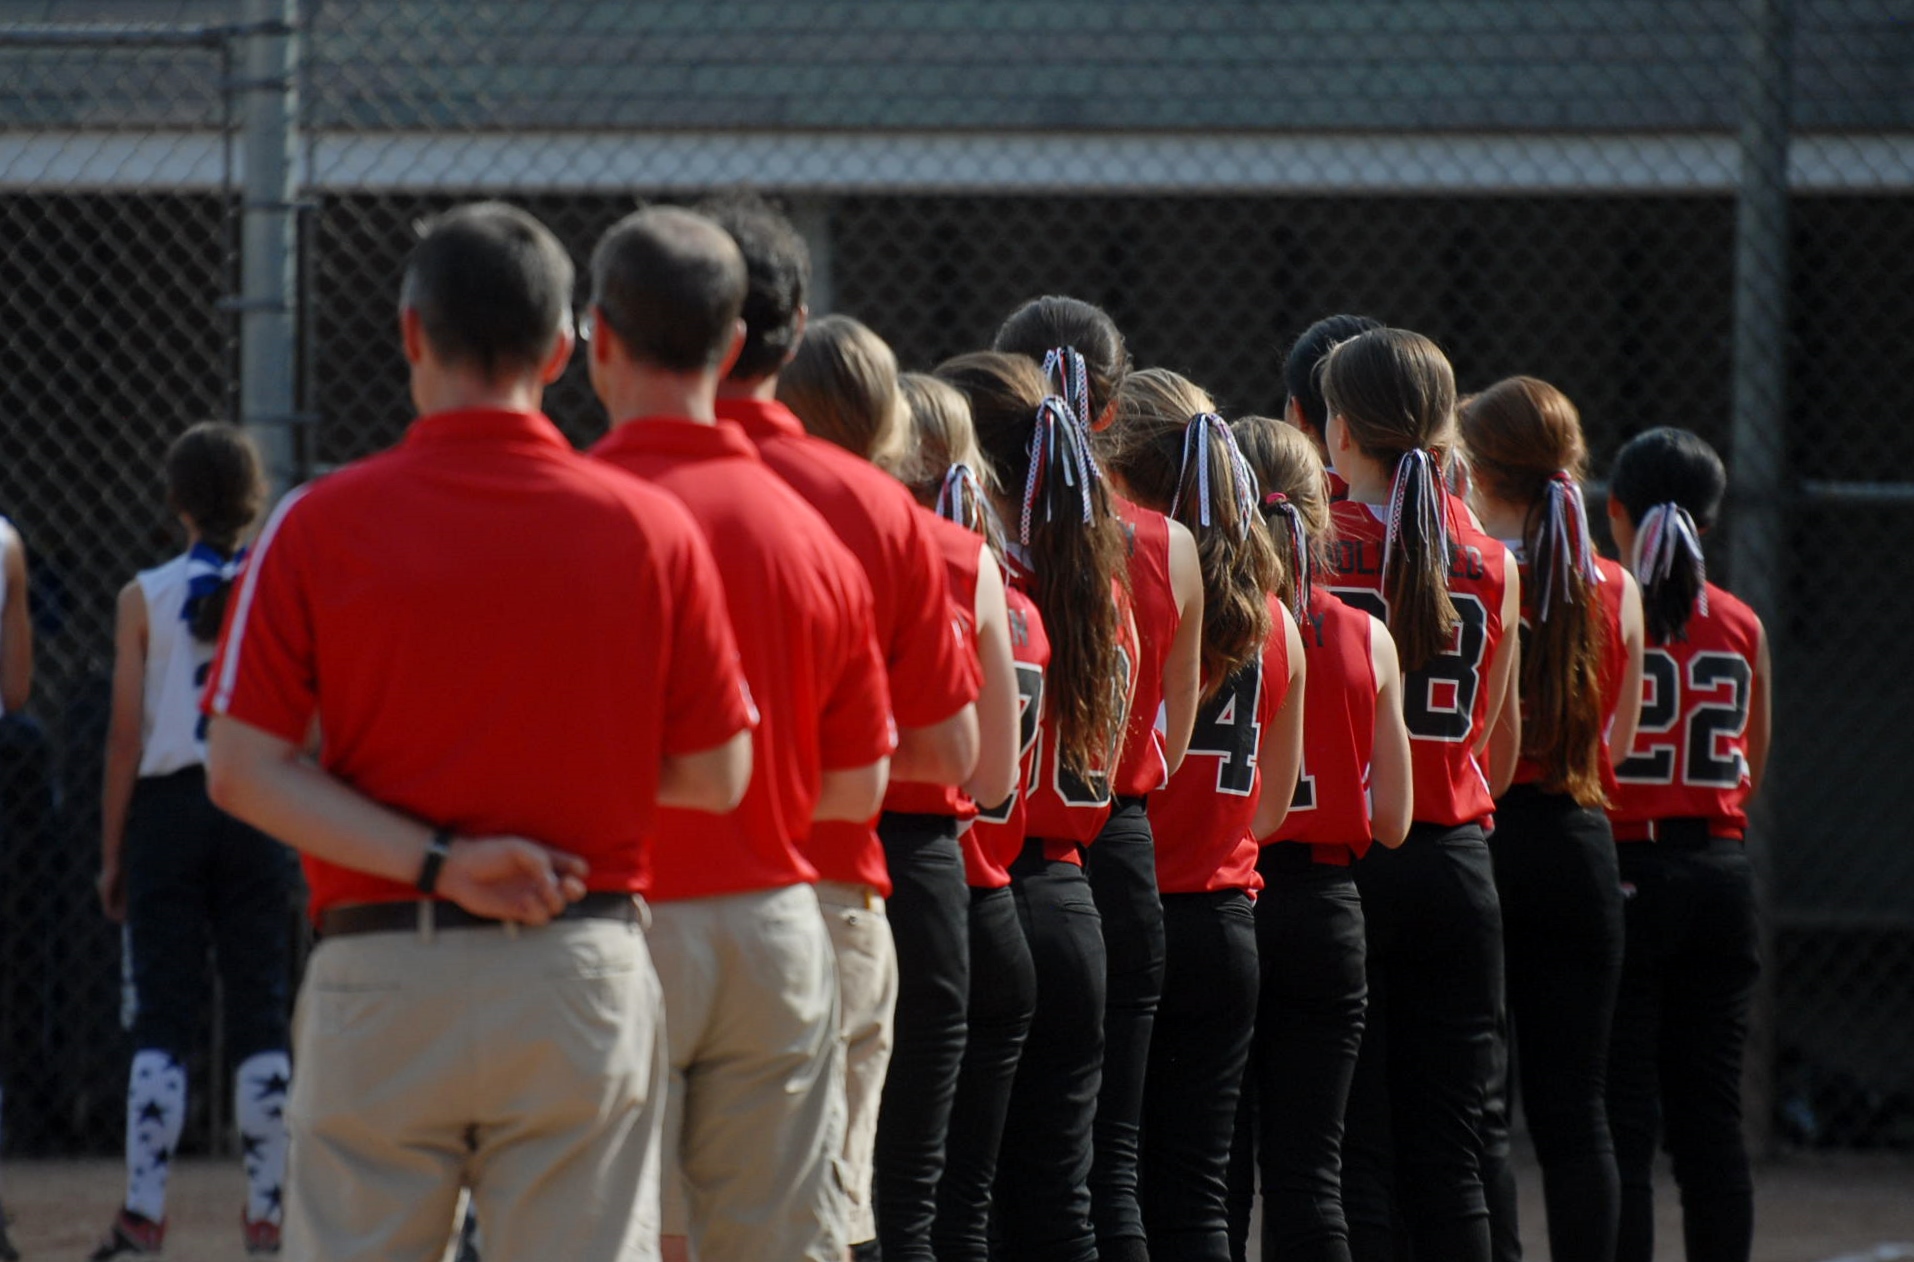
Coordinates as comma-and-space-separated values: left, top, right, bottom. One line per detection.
318, 891, 641, 939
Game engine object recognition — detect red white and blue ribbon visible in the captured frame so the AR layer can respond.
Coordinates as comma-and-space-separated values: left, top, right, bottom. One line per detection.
1019, 395, 1101, 545
1168, 412, 1260, 540
1381, 448, 1450, 591
1042, 345, 1092, 432
1535, 470, 1605, 621
936, 462, 991, 535
1634, 501, 1710, 616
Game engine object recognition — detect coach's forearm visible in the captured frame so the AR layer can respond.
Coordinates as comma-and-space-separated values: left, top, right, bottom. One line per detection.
206, 715, 436, 884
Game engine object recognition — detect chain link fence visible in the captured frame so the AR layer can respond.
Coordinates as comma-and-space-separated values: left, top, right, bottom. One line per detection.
1, 0, 1910, 1158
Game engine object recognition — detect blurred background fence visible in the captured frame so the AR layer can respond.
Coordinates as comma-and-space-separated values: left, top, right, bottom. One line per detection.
1, 0, 1910, 1158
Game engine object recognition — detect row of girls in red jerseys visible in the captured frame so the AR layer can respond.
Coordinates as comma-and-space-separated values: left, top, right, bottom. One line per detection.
771, 285, 1767, 1262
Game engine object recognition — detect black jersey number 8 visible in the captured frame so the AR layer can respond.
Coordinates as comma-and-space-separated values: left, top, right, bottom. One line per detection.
1616, 649, 1752, 788
1330, 588, 1488, 743
1186, 661, 1263, 797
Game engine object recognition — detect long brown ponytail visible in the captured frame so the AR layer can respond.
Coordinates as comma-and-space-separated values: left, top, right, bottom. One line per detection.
936, 351, 1131, 778
1232, 416, 1333, 618
1321, 328, 1459, 673
1103, 369, 1279, 696
1460, 376, 1609, 806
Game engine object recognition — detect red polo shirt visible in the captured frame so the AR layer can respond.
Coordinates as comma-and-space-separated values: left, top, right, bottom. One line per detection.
720, 396, 979, 894
591, 417, 896, 903
206, 408, 756, 915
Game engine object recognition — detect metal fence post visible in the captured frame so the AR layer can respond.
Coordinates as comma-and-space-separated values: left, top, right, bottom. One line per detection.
239, 0, 300, 496
1730, 0, 1792, 1154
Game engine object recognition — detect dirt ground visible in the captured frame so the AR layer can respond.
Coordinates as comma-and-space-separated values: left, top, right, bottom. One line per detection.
1, 1151, 1909, 1261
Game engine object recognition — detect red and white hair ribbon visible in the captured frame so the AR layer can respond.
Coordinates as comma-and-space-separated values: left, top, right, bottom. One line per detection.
1536, 470, 1605, 621
1634, 501, 1709, 616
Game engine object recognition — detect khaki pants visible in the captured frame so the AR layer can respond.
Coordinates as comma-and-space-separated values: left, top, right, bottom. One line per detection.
650, 884, 846, 1262
284, 915, 665, 1262
812, 881, 899, 1247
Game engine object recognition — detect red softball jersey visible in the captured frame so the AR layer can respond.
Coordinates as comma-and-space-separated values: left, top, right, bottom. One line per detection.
1511, 554, 1631, 799
884, 511, 987, 818
1150, 594, 1293, 894
1006, 559, 1139, 862
1110, 495, 1180, 798
1272, 586, 1378, 863
590, 418, 896, 903
1326, 495, 1509, 829
205, 408, 756, 915
721, 397, 980, 895
1608, 581, 1762, 840
966, 583, 1050, 889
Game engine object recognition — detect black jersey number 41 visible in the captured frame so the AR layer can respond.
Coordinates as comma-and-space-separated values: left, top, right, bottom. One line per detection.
1186, 661, 1263, 796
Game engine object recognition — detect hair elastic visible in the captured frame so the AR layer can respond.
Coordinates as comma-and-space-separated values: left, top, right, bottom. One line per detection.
1042, 345, 1093, 431
1634, 501, 1710, 616
183, 541, 246, 622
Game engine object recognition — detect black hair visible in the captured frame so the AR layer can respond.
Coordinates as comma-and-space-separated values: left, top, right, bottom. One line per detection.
697, 192, 810, 383
590, 206, 747, 373
165, 422, 265, 643
1608, 427, 1726, 644
399, 201, 574, 380
1283, 313, 1383, 435
991, 296, 1131, 425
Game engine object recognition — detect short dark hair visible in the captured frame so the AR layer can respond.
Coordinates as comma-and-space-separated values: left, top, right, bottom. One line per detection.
590, 207, 747, 373
697, 192, 809, 382
400, 202, 574, 380
992, 295, 1131, 424
1283, 313, 1382, 434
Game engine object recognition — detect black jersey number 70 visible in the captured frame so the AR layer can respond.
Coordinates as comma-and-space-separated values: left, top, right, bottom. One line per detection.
1330, 588, 1488, 743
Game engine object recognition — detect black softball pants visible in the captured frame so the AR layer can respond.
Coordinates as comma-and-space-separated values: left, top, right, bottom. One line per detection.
1141, 888, 1259, 1262
993, 840, 1107, 1262
931, 883, 1035, 1262
1082, 797, 1166, 1262
125, 766, 296, 1062
1481, 784, 1626, 1262
1606, 837, 1760, 1262
876, 811, 974, 1262
1343, 822, 1504, 1262
1227, 846, 1367, 1262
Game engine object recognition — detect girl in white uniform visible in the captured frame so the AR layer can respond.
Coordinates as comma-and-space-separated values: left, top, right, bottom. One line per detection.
93, 424, 295, 1259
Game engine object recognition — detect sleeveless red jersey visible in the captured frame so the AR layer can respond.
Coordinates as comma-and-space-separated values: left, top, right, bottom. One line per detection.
967, 584, 1050, 888
1007, 561, 1138, 861
1608, 581, 1761, 839
1512, 554, 1630, 798
1150, 595, 1292, 894
1326, 496, 1509, 828
885, 512, 987, 818
1111, 496, 1179, 797
1273, 587, 1376, 860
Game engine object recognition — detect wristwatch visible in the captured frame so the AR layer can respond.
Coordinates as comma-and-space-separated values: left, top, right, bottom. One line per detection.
416, 829, 453, 894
